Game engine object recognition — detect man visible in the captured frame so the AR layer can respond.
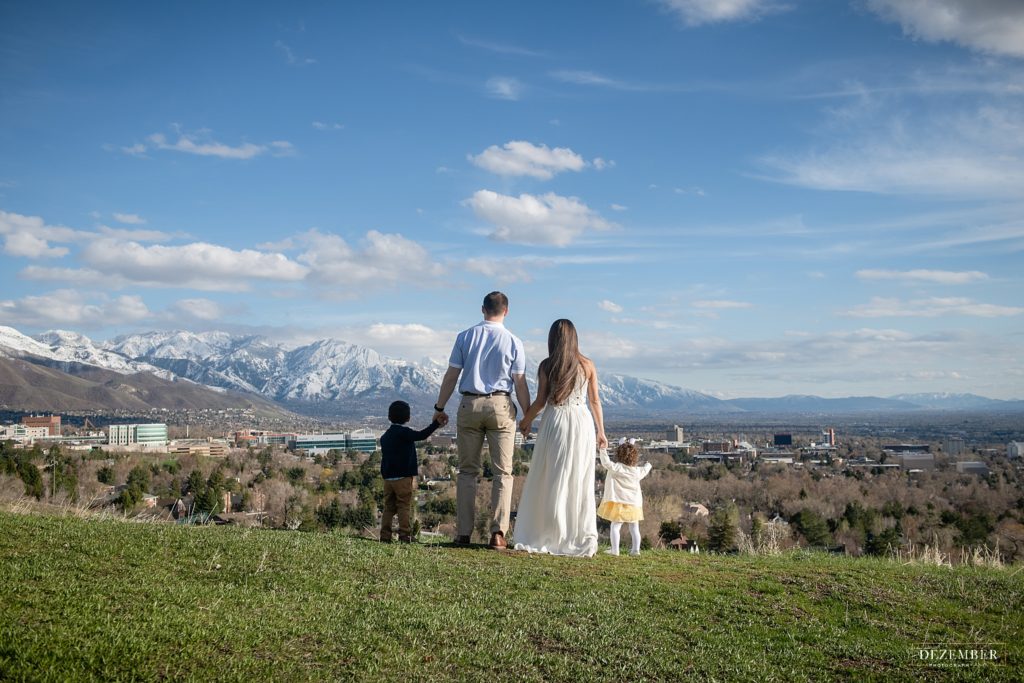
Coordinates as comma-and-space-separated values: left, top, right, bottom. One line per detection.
433, 291, 530, 549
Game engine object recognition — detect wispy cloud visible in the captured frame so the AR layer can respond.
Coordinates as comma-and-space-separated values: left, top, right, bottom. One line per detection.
0, 289, 150, 328
866, 0, 1024, 58
125, 127, 296, 161
275, 40, 316, 65
312, 121, 344, 130
598, 299, 624, 313
692, 299, 753, 309
457, 34, 547, 57
843, 296, 1023, 318
549, 69, 683, 92
657, 0, 791, 27
856, 269, 989, 285
485, 76, 524, 100
112, 212, 145, 225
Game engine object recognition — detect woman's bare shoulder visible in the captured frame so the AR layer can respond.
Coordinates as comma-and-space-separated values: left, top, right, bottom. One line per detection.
579, 355, 597, 375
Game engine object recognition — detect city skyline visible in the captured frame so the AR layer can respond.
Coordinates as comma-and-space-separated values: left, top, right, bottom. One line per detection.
1, 1, 1022, 399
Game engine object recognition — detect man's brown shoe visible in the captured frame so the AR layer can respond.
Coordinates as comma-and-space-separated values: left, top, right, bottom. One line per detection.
489, 531, 507, 550
454, 535, 471, 545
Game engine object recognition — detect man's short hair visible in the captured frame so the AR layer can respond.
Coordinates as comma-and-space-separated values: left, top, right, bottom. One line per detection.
388, 401, 411, 424
483, 291, 509, 316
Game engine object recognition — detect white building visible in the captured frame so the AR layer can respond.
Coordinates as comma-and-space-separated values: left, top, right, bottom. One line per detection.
0, 424, 50, 444
1008, 442, 1024, 459
107, 423, 168, 448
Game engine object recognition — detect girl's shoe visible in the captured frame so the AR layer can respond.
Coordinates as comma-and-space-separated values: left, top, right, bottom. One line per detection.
604, 548, 619, 556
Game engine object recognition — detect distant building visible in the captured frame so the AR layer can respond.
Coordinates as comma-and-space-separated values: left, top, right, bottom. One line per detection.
666, 424, 685, 442
107, 423, 168, 448
773, 433, 793, 447
883, 443, 929, 454
899, 452, 935, 471
822, 428, 836, 447
702, 440, 733, 453
21, 415, 61, 436
347, 429, 378, 453
171, 439, 228, 458
956, 461, 990, 477
290, 430, 379, 455
943, 437, 965, 457
1008, 442, 1024, 459
1, 424, 50, 444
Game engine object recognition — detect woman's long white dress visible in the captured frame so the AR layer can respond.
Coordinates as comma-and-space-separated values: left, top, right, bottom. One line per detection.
513, 370, 598, 557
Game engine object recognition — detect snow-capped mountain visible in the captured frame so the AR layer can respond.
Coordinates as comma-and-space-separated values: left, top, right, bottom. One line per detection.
34, 330, 173, 378
105, 331, 442, 403
5, 325, 1017, 418
599, 373, 736, 412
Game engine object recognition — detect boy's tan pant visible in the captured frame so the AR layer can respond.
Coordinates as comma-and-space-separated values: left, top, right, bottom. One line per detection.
456, 394, 516, 538
381, 476, 415, 540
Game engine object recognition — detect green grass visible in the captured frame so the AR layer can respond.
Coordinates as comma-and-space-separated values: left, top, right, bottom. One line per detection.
0, 512, 1020, 682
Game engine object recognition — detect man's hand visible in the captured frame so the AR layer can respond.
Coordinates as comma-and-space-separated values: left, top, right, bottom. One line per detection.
519, 420, 531, 439
434, 411, 448, 427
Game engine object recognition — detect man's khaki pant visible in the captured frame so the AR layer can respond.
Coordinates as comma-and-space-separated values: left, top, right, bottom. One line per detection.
456, 394, 516, 538
381, 476, 416, 540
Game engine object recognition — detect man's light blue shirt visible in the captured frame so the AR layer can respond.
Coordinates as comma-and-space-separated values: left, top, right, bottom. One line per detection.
448, 320, 526, 394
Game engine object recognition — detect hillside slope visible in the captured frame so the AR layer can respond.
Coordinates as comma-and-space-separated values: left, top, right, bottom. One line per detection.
0, 512, 1019, 682
0, 357, 290, 416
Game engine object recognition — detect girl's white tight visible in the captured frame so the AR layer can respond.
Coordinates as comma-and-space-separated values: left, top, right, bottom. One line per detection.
609, 521, 641, 555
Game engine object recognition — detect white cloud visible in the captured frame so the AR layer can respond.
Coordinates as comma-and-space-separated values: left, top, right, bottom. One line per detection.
121, 143, 146, 156
468, 141, 587, 179
674, 186, 706, 196
598, 300, 624, 313
169, 298, 224, 321
275, 40, 316, 65
79, 239, 309, 291
843, 296, 1023, 318
658, 0, 790, 26
297, 229, 446, 289
610, 203, 628, 211
856, 268, 989, 284
312, 121, 344, 130
592, 157, 615, 171
0, 210, 82, 259
3, 231, 68, 258
548, 69, 682, 92
356, 323, 457, 361
464, 253, 629, 284
134, 128, 295, 161
0, 289, 150, 328
485, 76, 524, 100
457, 35, 546, 58
113, 213, 146, 225
464, 190, 614, 246
867, 0, 1024, 58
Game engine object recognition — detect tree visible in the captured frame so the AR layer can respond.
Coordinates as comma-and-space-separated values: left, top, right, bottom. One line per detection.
659, 520, 683, 544
707, 503, 739, 552
791, 508, 832, 547
97, 466, 115, 485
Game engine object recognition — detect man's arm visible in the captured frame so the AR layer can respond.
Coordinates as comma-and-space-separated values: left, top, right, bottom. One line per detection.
513, 373, 530, 416
433, 366, 461, 423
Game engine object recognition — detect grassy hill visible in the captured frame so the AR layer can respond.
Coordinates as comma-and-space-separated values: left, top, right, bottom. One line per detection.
1, 511, 1019, 682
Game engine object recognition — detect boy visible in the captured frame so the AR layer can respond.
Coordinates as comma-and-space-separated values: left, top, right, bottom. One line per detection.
379, 400, 443, 542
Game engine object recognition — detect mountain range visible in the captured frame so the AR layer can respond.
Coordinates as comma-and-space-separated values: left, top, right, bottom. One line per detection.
1, 325, 1022, 418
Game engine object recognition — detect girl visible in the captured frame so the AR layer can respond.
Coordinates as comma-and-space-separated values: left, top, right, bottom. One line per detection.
597, 439, 652, 556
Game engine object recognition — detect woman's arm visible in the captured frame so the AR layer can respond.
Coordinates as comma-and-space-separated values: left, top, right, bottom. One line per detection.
585, 358, 608, 449
519, 364, 549, 437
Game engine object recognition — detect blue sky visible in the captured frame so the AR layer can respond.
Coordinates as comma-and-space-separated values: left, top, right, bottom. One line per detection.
1, 0, 1022, 398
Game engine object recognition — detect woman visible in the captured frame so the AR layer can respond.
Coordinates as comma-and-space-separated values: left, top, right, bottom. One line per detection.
513, 319, 608, 557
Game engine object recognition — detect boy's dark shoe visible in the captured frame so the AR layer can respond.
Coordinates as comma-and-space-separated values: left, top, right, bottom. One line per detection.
379, 536, 393, 543
489, 531, 507, 550
454, 535, 471, 545
398, 535, 414, 543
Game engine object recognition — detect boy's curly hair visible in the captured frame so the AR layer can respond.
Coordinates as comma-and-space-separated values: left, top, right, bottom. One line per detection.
615, 442, 639, 467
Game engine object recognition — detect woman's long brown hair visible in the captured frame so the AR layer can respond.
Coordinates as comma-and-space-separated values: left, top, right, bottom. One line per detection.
540, 319, 584, 405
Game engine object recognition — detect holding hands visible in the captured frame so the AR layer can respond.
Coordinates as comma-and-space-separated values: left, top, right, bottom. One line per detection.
433, 409, 449, 427
519, 419, 532, 440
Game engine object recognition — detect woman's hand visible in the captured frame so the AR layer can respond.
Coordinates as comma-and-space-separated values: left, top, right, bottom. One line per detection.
519, 419, 532, 439
597, 431, 608, 449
